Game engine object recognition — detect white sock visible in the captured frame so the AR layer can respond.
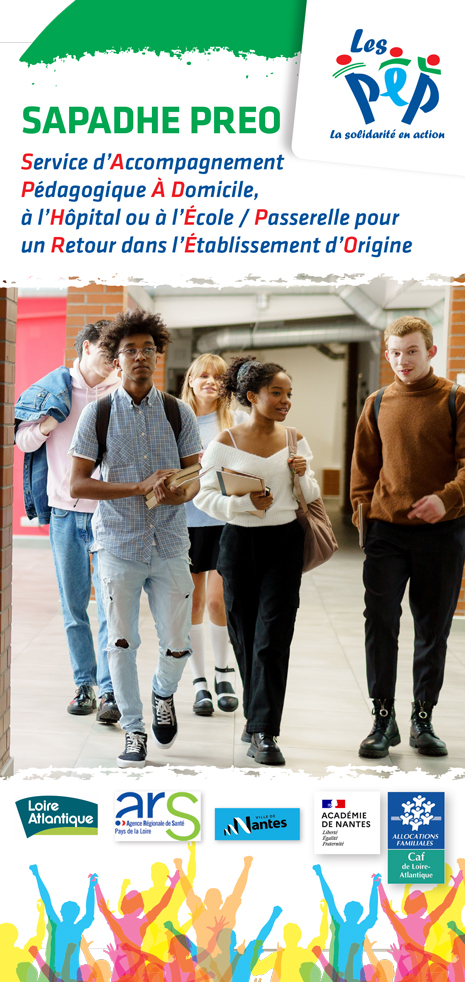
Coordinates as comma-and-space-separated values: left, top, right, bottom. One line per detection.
209, 624, 234, 685
189, 624, 209, 694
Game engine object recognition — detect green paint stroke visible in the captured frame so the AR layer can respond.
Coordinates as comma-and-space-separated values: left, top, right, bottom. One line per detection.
21, 0, 307, 66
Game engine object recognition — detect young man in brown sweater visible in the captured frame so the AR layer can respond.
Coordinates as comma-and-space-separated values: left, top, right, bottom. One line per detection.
351, 315, 465, 758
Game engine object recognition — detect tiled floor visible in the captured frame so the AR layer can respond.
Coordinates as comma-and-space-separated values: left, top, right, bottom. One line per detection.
10, 506, 465, 774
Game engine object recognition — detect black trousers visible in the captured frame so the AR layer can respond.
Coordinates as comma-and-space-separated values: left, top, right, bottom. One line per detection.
217, 521, 304, 735
363, 518, 465, 703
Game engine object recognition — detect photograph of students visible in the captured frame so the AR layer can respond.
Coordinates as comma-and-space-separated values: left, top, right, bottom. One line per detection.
68, 309, 202, 768
181, 353, 249, 717
195, 355, 320, 765
14, 321, 121, 722
351, 316, 465, 760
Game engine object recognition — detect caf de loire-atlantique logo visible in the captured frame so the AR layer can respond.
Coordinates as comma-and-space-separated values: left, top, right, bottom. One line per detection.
392, 796, 442, 833
331, 28, 442, 139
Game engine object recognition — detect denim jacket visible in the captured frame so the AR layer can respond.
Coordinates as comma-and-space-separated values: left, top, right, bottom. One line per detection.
14, 366, 72, 525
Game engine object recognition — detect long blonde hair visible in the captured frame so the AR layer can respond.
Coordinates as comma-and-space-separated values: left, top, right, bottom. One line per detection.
181, 353, 233, 430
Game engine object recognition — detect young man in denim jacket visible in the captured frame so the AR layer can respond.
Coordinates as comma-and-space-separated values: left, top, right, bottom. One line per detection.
15, 321, 121, 721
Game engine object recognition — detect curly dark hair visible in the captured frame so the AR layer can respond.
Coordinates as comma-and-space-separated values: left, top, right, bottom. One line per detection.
221, 356, 289, 407
98, 309, 171, 361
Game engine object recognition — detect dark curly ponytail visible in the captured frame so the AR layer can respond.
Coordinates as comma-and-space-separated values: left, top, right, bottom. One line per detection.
221, 356, 289, 407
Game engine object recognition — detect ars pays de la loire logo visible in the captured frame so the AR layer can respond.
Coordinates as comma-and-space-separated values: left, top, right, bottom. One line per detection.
332, 27, 441, 130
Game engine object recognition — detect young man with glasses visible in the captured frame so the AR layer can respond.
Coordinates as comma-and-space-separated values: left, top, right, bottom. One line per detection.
69, 309, 202, 767
15, 321, 121, 722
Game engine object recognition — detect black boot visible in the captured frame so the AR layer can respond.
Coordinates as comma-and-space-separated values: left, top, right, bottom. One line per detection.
359, 699, 401, 758
409, 701, 448, 757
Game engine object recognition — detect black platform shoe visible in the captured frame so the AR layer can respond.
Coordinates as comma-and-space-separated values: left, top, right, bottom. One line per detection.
410, 701, 448, 756
214, 666, 239, 713
192, 678, 214, 716
359, 699, 401, 758
247, 732, 285, 766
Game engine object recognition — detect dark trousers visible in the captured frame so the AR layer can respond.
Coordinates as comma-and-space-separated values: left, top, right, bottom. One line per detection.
363, 518, 465, 703
217, 521, 304, 735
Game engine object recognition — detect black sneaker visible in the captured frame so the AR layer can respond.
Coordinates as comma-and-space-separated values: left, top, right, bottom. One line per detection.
96, 692, 121, 725
117, 732, 147, 768
152, 692, 177, 749
67, 685, 96, 716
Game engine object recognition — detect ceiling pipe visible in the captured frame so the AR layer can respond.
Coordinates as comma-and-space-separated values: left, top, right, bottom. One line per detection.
337, 286, 444, 329
196, 321, 381, 353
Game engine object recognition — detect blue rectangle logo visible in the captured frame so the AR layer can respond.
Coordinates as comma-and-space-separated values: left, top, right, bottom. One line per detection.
215, 808, 300, 840
387, 792, 444, 850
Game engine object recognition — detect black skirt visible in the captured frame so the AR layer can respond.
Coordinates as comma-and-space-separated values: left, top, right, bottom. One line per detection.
188, 525, 223, 574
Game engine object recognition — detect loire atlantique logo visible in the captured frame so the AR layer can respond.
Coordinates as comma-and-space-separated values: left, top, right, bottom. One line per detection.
215, 808, 300, 841
114, 791, 201, 842
332, 28, 442, 134
16, 796, 98, 838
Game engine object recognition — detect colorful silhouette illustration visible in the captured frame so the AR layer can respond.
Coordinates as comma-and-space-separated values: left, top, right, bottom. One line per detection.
136, 843, 196, 959
29, 866, 97, 982
1, 899, 45, 982
183, 855, 253, 951
94, 871, 179, 979
312, 865, 381, 981
378, 870, 462, 981
253, 902, 327, 981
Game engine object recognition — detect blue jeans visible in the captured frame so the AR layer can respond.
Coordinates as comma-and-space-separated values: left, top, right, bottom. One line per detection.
49, 508, 111, 695
98, 547, 193, 732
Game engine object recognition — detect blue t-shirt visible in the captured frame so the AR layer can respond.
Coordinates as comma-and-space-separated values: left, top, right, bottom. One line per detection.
186, 409, 248, 528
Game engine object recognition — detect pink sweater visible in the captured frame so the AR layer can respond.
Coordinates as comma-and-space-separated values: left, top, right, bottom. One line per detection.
16, 360, 120, 513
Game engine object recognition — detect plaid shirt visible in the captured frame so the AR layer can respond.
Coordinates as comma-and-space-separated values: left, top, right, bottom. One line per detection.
69, 385, 201, 562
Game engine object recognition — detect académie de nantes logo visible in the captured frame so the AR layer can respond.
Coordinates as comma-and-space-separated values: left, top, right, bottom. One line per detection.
16, 796, 98, 838
332, 27, 441, 132
215, 808, 300, 841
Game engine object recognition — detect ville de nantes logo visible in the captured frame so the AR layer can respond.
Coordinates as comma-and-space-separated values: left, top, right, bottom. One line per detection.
16, 796, 98, 838
215, 808, 300, 841
387, 792, 445, 884
114, 791, 201, 842
332, 27, 442, 138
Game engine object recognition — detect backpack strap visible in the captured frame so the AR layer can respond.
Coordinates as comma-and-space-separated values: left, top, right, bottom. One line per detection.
94, 389, 182, 468
95, 394, 112, 468
373, 386, 387, 430
449, 382, 458, 442
161, 390, 182, 441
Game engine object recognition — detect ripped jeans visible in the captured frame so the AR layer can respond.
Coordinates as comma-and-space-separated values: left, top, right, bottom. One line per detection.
98, 547, 193, 733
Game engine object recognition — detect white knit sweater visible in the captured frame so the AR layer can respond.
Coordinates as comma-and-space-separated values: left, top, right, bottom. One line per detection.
194, 437, 320, 527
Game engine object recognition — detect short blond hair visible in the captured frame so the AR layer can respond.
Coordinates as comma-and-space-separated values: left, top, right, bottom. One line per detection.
181, 353, 233, 430
384, 315, 433, 350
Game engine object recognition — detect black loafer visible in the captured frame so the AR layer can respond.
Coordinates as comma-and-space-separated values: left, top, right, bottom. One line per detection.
97, 691, 121, 724
67, 685, 96, 716
247, 732, 285, 766
193, 689, 214, 716
215, 666, 239, 713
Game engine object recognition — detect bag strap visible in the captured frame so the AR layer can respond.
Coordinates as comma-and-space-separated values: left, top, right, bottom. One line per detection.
161, 390, 182, 441
95, 394, 112, 468
286, 427, 309, 516
94, 390, 183, 468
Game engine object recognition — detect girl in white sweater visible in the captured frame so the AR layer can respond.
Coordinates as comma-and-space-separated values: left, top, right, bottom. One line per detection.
195, 356, 320, 765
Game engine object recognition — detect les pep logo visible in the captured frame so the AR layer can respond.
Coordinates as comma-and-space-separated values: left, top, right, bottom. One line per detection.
333, 29, 441, 126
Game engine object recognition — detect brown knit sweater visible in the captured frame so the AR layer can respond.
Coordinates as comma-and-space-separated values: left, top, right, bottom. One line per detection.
351, 370, 465, 526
